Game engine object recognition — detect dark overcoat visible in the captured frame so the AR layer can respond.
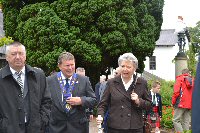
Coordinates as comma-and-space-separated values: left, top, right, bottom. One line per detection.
0, 64, 51, 133
47, 73, 96, 133
98, 75, 151, 130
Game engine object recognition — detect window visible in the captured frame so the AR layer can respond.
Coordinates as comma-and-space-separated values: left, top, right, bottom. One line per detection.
149, 56, 156, 70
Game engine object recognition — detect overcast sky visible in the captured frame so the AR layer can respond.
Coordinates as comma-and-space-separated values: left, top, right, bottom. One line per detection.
161, 0, 200, 29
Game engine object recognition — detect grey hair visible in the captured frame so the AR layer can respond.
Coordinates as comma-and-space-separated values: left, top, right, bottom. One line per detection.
6, 41, 26, 55
76, 67, 85, 72
57, 52, 75, 64
118, 53, 138, 69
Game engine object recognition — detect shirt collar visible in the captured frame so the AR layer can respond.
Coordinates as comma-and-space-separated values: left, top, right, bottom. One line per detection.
121, 75, 134, 85
150, 90, 155, 95
61, 71, 72, 80
121, 75, 134, 91
10, 66, 25, 75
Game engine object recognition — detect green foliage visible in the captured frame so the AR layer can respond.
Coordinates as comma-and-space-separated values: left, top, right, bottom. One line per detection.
159, 80, 174, 106
186, 44, 197, 77
189, 23, 200, 56
161, 106, 174, 129
0, 36, 14, 46
3, 0, 164, 81
3, 8, 19, 37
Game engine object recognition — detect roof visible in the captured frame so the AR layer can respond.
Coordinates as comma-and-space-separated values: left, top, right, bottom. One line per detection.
156, 29, 178, 46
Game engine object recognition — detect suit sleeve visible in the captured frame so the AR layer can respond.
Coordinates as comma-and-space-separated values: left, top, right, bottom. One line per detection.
80, 77, 97, 109
39, 70, 52, 126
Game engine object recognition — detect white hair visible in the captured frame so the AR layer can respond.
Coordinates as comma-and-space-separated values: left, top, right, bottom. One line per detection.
118, 53, 138, 69
6, 42, 26, 55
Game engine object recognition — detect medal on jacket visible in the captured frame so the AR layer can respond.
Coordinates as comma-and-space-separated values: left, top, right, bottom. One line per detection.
57, 72, 77, 113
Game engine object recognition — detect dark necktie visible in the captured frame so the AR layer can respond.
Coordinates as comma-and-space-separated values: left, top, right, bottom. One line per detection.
65, 78, 69, 88
64, 78, 71, 112
15, 71, 23, 93
153, 94, 156, 105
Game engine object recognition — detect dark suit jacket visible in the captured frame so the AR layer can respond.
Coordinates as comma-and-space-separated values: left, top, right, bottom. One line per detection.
98, 75, 151, 130
0, 64, 51, 133
47, 73, 96, 133
192, 55, 200, 133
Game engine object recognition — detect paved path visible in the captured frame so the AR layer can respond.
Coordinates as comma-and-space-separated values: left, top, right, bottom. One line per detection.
88, 117, 173, 133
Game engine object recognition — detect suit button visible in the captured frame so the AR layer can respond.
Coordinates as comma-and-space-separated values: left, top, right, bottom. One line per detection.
127, 114, 131, 117
18, 94, 21, 97
121, 106, 124, 109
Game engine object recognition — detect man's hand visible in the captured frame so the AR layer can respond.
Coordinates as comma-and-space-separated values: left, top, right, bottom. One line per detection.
66, 97, 82, 105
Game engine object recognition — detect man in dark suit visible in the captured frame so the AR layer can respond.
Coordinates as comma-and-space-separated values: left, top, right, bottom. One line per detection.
0, 42, 51, 133
47, 52, 96, 133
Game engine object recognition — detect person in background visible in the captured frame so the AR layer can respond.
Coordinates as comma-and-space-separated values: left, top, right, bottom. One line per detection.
76, 67, 85, 76
99, 75, 107, 101
192, 56, 200, 133
96, 53, 151, 133
47, 52, 96, 133
76, 67, 94, 122
95, 75, 106, 103
172, 68, 194, 133
147, 81, 162, 133
113, 67, 122, 77
95, 77, 101, 103
0, 41, 51, 133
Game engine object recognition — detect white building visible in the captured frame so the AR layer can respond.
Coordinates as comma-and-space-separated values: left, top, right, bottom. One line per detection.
143, 29, 189, 81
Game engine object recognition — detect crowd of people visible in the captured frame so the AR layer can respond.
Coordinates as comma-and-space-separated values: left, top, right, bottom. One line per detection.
0, 41, 198, 133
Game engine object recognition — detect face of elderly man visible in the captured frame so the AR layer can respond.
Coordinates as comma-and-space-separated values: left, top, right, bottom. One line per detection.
120, 60, 136, 81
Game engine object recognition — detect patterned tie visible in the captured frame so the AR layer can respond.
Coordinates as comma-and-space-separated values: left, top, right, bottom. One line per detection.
15, 71, 23, 93
63, 78, 71, 112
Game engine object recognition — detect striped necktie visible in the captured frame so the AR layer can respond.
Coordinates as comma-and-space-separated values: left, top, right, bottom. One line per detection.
15, 71, 24, 93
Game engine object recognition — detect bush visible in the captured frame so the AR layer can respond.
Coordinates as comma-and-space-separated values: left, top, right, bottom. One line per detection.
159, 80, 174, 106
161, 105, 174, 129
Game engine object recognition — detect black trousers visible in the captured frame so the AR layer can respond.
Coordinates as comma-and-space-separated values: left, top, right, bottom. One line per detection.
108, 127, 143, 133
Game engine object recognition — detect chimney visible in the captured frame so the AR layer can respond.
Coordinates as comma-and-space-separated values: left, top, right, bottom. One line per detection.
178, 16, 183, 21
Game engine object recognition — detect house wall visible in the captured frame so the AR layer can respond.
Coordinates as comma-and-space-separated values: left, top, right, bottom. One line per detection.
144, 44, 180, 81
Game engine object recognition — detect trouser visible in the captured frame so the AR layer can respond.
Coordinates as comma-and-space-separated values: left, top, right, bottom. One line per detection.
173, 107, 191, 132
108, 127, 143, 133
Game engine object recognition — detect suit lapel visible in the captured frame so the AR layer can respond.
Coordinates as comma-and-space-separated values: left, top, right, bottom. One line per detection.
72, 75, 79, 96
54, 75, 65, 110
114, 76, 131, 100
114, 76, 139, 109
